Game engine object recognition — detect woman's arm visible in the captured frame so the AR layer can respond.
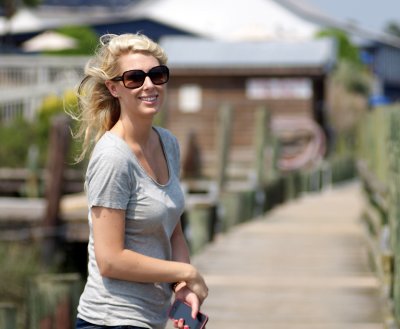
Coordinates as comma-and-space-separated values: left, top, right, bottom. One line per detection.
169, 218, 207, 320
92, 206, 208, 302
171, 219, 190, 264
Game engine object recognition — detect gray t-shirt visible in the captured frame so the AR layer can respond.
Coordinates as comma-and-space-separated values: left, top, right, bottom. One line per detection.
77, 127, 185, 328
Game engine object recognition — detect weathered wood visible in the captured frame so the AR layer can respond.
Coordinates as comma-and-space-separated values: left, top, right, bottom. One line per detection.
215, 104, 233, 192
166, 182, 386, 329
43, 114, 71, 228
42, 114, 71, 266
0, 303, 17, 329
252, 106, 269, 215
185, 204, 217, 254
182, 130, 203, 179
0, 197, 45, 223
0, 168, 83, 197
253, 105, 268, 187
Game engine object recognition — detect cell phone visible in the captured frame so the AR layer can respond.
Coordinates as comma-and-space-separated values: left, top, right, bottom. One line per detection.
168, 299, 208, 329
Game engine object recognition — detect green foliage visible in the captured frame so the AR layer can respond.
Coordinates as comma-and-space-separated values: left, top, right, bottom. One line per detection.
35, 91, 82, 168
43, 25, 98, 56
0, 116, 36, 168
316, 28, 371, 96
385, 21, 400, 37
316, 28, 362, 66
333, 60, 371, 96
0, 90, 81, 170
63, 90, 86, 168
35, 94, 65, 166
21, 0, 41, 6
0, 242, 41, 303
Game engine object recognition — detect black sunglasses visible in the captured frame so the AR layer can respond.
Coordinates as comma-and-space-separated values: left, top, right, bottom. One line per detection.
111, 65, 169, 89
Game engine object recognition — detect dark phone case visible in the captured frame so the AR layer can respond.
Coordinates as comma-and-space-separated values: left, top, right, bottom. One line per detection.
168, 299, 208, 329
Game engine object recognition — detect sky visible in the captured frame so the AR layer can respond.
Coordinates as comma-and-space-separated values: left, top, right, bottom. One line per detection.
305, 0, 400, 32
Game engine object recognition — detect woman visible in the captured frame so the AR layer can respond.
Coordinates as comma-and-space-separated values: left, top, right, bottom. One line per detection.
73, 33, 208, 329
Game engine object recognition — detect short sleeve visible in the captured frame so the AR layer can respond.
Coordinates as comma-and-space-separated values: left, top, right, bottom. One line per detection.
86, 147, 134, 210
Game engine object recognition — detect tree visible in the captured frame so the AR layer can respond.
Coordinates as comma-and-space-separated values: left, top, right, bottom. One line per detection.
385, 21, 400, 37
315, 27, 370, 96
44, 25, 98, 55
316, 28, 362, 67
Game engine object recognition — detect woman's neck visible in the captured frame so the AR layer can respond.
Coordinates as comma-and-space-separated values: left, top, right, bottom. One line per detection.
111, 119, 154, 150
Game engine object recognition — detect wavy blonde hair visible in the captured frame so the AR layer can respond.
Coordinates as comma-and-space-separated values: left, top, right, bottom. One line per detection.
72, 33, 168, 162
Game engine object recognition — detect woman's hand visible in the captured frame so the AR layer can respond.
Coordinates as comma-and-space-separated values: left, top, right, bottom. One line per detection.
172, 286, 204, 329
184, 267, 208, 304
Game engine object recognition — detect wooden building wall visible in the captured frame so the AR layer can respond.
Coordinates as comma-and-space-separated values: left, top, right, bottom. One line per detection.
163, 74, 314, 179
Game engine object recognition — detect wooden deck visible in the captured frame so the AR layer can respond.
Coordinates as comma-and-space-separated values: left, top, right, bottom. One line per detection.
0, 180, 387, 328
178, 182, 385, 329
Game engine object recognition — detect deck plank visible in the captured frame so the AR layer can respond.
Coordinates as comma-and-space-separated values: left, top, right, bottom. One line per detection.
170, 182, 385, 329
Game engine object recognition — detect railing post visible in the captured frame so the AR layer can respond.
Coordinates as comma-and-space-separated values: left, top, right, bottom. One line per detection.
253, 105, 269, 214
254, 105, 268, 185
215, 103, 233, 192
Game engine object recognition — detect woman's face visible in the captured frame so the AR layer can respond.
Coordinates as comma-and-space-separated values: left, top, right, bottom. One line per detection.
107, 52, 166, 120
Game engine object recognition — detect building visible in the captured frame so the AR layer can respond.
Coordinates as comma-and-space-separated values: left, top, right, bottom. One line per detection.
1, 0, 399, 175
160, 36, 335, 177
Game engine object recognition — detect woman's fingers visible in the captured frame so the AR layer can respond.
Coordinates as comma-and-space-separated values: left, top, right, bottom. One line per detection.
174, 318, 189, 329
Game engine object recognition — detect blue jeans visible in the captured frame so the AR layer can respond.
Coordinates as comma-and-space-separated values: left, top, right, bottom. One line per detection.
75, 317, 147, 329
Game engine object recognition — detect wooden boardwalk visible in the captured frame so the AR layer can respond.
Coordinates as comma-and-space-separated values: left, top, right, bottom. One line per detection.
185, 182, 385, 329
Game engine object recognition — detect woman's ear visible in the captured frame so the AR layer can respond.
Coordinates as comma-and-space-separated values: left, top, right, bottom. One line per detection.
105, 80, 119, 98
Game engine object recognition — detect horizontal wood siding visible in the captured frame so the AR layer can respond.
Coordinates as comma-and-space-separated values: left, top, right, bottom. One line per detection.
165, 75, 312, 177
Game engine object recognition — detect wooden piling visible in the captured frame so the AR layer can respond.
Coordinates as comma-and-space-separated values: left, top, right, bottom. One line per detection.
186, 204, 217, 254
0, 303, 17, 329
215, 104, 233, 192
42, 114, 71, 267
254, 105, 268, 188
253, 106, 269, 215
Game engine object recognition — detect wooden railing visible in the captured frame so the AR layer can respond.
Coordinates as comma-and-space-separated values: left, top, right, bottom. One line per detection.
356, 103, 400, 328
0, 55, 88, 122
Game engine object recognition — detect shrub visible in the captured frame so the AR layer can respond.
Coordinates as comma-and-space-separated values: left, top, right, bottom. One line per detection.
0, 117, 36, 167
0, 90, 82, 170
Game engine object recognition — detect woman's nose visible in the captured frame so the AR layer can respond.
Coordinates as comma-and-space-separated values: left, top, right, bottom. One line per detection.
142, 76, 155, 89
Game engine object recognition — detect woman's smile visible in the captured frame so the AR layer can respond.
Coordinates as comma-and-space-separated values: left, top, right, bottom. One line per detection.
139, 94, 158, 104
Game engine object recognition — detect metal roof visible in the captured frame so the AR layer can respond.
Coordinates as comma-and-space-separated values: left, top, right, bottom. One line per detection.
160, 36, 337, 72
132, 0, 319, 41
280, 0, 400, 48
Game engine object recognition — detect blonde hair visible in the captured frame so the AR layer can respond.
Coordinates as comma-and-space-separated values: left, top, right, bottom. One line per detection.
72, 33, 168, 162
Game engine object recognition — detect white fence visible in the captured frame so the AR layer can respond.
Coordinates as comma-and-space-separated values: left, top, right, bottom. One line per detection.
0, 55, 89, 122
